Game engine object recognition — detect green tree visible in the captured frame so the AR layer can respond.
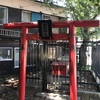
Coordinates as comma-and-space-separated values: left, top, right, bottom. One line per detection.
39, 0, 100, 66
64, 0, 100, 67
40, 0, 100, 39
64, 0, 100, 37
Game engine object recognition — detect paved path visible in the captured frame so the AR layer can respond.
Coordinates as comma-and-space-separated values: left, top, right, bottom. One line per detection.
36, 92, 69, 100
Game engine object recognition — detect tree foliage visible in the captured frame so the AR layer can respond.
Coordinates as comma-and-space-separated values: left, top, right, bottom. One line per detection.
39, 0, 100, 67
39, 0, 100, 40
64, 0, 100, 40
62, 0, 100, 67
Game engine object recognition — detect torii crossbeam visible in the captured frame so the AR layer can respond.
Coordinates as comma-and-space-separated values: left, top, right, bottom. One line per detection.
3, 20, 100, 100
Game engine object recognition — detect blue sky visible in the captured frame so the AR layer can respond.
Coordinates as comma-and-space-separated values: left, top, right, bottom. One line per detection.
53, 0, 65, 6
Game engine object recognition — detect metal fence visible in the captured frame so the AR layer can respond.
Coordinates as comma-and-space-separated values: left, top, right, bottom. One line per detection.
26, 40, 70, 93
92, 43, 100, 75
26, 40, 100, 96
77, 41, 100, 92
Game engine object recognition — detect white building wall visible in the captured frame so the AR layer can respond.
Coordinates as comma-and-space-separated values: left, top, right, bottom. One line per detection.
0, 0, 66, 17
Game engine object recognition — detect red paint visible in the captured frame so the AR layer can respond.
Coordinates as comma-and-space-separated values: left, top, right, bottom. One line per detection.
51, 62, 69, 76
3, 20, 99, 29
26, 33, 68, 41
69, 25, 77, 100
19, 27, 28, 100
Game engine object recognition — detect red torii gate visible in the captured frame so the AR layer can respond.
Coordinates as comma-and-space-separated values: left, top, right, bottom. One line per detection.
3, 20, 99, 100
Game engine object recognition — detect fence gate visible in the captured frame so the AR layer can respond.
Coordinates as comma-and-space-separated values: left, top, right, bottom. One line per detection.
26, 40, 70, 93
3, 20, 99, 100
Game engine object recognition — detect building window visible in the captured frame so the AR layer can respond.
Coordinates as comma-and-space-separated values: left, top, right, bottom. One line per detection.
0, 6, 8, 24
59, 17, 67, 33
14, 47, 19, 68
42, 14, 50, 20
0, 47, 13, 61
22, 11, 31, 22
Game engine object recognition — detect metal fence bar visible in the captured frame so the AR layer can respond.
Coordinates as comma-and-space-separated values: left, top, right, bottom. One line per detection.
26, 40, 100, 96
77, 41, 100, 92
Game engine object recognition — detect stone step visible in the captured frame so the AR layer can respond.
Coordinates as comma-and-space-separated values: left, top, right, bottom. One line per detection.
36, 92, 69, 100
